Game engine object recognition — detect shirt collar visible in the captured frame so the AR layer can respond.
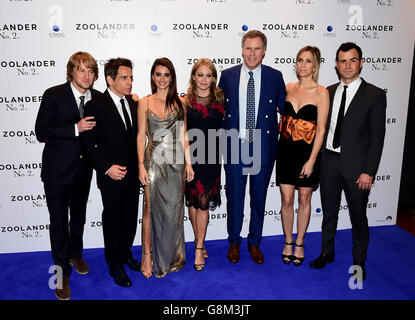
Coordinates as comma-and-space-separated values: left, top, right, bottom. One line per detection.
107, 88, 125, 107
70, 82, 91, 102
242, 63, 261, 77
340, 77, 362, 91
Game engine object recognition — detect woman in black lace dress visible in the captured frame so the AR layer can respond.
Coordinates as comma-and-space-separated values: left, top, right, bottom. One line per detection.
185, 59, 224, 271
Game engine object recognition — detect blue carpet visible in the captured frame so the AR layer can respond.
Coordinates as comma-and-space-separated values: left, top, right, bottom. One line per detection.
0, 225, 414, 300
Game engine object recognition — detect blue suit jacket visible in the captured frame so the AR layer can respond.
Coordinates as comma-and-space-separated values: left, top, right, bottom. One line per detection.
218, 64, 286, 168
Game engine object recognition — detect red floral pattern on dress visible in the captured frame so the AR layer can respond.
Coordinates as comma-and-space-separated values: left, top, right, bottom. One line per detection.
191, 100, 210, 118
191, 100, 224, 118
212, 177, 221, 195
211, 103, 225, 116
195, 180, 205, 195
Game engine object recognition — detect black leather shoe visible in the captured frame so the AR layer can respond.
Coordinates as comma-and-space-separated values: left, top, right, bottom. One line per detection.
352, 260, 367, 281
125, 257, 141, 271
110, 268, 132, 287
309, 253, 335, 269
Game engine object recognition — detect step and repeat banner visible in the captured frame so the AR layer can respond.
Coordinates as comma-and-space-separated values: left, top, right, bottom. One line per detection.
1, 0, 414, 253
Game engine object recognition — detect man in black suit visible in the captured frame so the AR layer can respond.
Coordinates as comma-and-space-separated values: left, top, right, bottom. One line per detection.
81, 58, 140, 288
35, 52, 100, 300
310, 43, 386, 281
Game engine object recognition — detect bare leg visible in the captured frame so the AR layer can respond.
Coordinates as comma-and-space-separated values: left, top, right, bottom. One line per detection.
141, 186, 152, 277
293, 187, 313, 261
188, 206, 198, 243
279, 184, 295, 262
194, 208, 209, 268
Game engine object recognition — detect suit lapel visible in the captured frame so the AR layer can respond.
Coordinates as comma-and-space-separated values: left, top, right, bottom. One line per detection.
64, 82, 81, 120
104, 90, 128, 134
326, 83, 339, 131
256, 65, 268, 129
344, 79, 366, 119
230, 65, 242, 126
126, 95, 137, 131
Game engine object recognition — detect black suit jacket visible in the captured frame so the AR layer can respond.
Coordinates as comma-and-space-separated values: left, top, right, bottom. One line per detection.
35, 82, 101, 187
80, 89, 138, 189
325, 78, 386, 179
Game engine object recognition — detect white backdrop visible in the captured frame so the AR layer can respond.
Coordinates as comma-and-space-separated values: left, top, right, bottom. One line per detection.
1, 0, 414, 253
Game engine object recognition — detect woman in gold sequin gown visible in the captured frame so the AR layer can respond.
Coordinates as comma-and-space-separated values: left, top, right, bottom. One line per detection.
137, 58, 194, 278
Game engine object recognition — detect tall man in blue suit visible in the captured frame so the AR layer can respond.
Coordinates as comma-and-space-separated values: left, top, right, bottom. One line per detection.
218, 30, 286, 264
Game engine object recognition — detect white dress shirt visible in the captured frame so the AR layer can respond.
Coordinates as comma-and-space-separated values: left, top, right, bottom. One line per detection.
107, 88, 132, 130
326, 77, 362, 152
239, 64, 261, 139
71, 82, 91, 136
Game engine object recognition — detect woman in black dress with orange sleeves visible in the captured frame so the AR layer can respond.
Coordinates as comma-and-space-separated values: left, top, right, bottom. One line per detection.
185, 59, 224, 271
275, 46, 329, 266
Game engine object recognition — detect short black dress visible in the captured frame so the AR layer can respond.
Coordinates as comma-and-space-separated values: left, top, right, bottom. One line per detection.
275, 101, 320, 189
185, 96, 224, 211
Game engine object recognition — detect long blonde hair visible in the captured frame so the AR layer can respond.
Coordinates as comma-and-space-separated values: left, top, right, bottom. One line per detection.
187, 58, 224, 105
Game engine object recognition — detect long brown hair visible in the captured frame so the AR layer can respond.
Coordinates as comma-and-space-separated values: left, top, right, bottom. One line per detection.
150, 57, 184, 120
187, 58, 224, 105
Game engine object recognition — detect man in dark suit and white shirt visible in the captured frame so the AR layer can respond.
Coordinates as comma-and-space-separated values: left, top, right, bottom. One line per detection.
35, 51, 100, 300
310, 42, 386, 281
81, 58, 140, 288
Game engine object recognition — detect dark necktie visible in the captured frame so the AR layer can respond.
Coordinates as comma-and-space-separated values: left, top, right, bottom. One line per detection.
120, 98, 132, 133
246, 71, 255, 143
79, 96, 85, 118
333, 85, 348, 149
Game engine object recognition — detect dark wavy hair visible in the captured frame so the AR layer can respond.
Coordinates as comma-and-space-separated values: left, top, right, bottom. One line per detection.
336, 42, 363, 61
104, 58, 132, 87
150, 57, 184, 120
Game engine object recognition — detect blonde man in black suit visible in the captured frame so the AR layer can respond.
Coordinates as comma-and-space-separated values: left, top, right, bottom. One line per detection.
35, 52, 100, 300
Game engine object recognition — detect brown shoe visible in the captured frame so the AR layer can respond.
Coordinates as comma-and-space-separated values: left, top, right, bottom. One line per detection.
70, 258, 89, 275
55, 277, 71, 300
248, 245, 264, 264
227, 243, 240, 263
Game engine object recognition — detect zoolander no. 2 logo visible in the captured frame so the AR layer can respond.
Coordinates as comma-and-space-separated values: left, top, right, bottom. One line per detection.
2, 130, 38, 145
172, 23, 229, 39
262, 23, 315, 39
0, 60, 56, 77
0, 95, 42, 112
75, 23, 135, 39
0, 162, 42, 178
0, 23, 37, 40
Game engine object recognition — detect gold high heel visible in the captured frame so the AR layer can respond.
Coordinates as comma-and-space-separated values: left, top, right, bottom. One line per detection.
195, 240, 208, 259
141, 251, 153, 278
194, 247, 205, 271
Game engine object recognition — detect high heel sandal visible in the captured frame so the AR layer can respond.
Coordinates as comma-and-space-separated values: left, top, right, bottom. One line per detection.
292, 243, 305, 267
282, 242, 294, 265
194, 247, 205, 271
141, 251, 153, 278
195, 240, 208, 259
